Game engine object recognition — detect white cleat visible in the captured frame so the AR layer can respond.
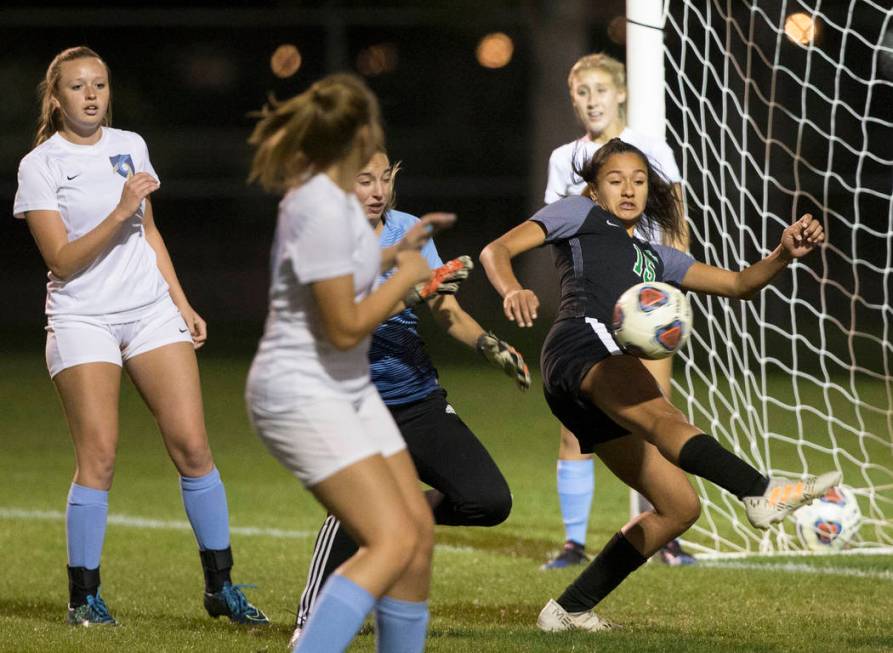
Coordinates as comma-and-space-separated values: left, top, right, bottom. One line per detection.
536, 598, 616, 633
287, 625, 302, 651
744, 471, 843, 529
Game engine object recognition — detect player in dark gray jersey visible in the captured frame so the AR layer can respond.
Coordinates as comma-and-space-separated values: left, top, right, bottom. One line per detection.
481, 138, 841, 632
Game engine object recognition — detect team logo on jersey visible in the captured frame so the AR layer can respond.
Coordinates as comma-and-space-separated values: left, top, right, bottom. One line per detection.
109, 154, 135, 178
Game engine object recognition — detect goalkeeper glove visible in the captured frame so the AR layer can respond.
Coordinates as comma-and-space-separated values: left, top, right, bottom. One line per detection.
476, 331, 531, 390
404, 255, 473, 308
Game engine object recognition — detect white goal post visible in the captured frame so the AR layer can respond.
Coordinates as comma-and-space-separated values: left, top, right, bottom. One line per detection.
626, 0, 893, 556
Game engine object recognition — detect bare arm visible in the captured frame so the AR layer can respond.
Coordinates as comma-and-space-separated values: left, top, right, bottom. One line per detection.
681, 214, 824, 299
143, 198, 207, 348
428, 294, 485, 349
479, 220, 547, 327
24, 171, 159, 280
311, 250, 431, 351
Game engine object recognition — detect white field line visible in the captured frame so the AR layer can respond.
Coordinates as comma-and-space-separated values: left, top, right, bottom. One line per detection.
0, 507, 315, 540
1, 507, 891, 575
699, 560, 893, 582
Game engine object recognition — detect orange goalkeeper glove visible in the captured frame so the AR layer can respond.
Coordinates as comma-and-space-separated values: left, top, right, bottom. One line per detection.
476, 331, 531, 391
404, 255, 473, 307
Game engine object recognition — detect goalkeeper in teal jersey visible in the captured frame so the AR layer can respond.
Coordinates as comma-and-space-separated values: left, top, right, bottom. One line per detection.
290, 149, 529, 647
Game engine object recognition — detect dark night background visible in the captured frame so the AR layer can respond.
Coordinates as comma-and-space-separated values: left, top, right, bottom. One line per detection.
2, 1, 891, 365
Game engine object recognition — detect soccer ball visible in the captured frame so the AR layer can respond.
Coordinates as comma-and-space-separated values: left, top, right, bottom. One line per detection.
794, 484, 862, 551
611, 282, 693, 359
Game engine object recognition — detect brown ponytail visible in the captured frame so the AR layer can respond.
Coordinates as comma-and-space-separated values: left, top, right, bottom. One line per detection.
248, 73, 383, 193
34, 46, 111, 147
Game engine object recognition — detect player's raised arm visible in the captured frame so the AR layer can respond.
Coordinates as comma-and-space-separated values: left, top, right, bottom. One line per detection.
479, 221, 546, 327
680, 213, 825, 300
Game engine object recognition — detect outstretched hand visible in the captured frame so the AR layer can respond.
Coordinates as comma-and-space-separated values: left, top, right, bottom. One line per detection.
781, 214, 824, 260
399, 212, 457, 251
404, 255, 473, 307
476, 331, 531, 390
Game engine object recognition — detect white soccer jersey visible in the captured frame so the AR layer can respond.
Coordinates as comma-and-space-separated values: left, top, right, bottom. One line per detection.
14, 127, 169, 319
544, 126, 682, 204
247, 173, 381, 406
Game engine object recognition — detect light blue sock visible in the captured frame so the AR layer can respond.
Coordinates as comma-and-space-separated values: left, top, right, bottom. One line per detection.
557, 459, 594, 546
180, 467, 230, 550
66, 483, 108, 569
295, 574, 375, 653
375, 596, 429, 653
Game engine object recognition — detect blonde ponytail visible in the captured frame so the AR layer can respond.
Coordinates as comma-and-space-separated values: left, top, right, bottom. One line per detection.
248, 74, 382, 193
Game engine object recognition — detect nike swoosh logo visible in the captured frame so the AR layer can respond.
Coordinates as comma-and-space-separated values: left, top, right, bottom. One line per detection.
178, 328, 189, 333
67, 174, 80, 180
606, 220, 621, 228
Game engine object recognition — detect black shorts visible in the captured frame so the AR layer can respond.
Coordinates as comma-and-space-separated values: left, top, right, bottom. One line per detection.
541, 317, 629, 452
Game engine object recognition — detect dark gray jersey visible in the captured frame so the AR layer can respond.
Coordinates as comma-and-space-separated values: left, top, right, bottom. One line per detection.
530, 196, 694, 324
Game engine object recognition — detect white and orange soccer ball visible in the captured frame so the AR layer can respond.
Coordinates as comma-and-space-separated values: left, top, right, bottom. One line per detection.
612, 282, 693, 360
794, 484, 862, 552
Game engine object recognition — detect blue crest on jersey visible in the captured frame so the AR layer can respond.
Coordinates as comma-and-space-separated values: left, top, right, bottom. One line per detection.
109, 154, 135, 179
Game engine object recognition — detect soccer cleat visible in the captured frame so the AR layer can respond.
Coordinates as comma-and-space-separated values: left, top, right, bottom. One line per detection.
67, 592, 117, 626
287, 625, 302, 650
744, 471, 843, 529
540, 540, 589, 570
536, 598, 616, 633
204, 582, 270, 625
656, 539, 697, 566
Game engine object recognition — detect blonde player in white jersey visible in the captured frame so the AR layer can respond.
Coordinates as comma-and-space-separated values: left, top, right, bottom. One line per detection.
14, 46, 267, 627
540, 52, 694, 569
245, 74, 451, 653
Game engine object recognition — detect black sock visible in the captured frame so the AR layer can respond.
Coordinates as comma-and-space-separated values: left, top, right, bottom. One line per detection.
199, 547, 233, 594
678, 433, 769, 499
68, 565, 100, 607
557, 532, 646, 613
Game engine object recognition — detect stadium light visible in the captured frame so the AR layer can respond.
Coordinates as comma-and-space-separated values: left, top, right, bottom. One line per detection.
784, 12, 820, 47
357, 43, 398, 76
270, 44, 301, 78
476, 32, 513, 69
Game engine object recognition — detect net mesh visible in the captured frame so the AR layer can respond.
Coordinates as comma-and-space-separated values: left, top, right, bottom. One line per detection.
662, 0, 893, 554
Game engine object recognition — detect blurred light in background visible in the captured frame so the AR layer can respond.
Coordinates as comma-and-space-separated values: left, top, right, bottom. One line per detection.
607, 15, 626, 45
784, 12, 820, 46
476, 32, 513, 69
357, 43, 399, 76
270, 44, 302, 78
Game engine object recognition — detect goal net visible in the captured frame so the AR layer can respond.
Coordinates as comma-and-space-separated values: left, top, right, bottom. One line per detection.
659, 0, 893, 555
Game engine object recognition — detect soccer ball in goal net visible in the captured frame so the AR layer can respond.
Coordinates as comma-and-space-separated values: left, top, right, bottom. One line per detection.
660, 0, 893, 556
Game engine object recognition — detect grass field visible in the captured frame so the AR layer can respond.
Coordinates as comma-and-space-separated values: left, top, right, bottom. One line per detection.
2, 346, 892, 653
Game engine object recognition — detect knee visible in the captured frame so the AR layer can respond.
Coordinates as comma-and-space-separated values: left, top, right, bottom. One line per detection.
169, 438, 213, 476
77, 444, 117, 487
402, 511, 435, 576
673, 493, 701, 533
377, 513, 422, 572
475, 485, 513, 527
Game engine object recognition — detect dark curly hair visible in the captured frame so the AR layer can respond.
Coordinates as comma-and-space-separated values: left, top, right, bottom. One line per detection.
573, 138, 682, 243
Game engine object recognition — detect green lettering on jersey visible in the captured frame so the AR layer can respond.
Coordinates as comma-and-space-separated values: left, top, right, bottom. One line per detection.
632, 243, 657, 282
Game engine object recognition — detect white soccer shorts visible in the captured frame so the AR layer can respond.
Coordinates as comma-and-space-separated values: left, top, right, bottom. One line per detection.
247, 383, 406, 488
45, 297, 193, 378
